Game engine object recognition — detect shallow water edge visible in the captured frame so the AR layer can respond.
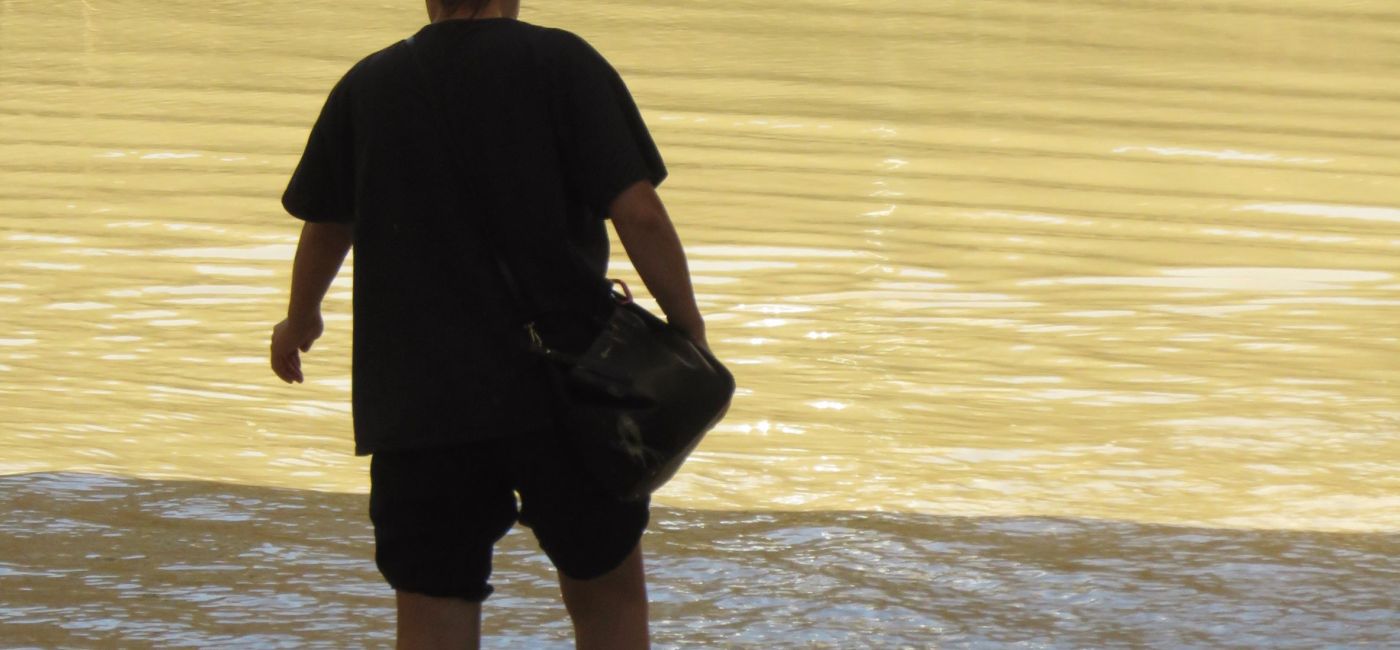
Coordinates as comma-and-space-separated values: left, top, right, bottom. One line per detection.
2, 472, 1395, 648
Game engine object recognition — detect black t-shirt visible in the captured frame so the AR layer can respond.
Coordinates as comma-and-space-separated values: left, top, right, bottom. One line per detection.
281, 18, 667, 455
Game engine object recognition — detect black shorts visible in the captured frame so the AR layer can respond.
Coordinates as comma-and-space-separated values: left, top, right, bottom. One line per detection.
368, 428, 650, 602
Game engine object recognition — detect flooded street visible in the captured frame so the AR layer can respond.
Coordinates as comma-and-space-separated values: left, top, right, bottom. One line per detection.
1, 0, 1397, 645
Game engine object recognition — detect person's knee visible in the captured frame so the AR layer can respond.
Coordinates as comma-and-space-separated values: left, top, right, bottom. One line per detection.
559, 545, 647, 606
559, 546, 650, 650
395, 591, 483, 650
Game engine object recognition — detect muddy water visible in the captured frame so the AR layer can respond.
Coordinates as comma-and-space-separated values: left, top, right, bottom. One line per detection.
3, 473, 1396, 647
1, 0, 1398, 646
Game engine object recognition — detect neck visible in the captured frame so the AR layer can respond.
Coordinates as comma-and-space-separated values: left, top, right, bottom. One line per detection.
432, 1, 507, 24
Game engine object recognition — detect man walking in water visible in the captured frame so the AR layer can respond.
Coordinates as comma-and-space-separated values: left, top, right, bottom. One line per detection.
270, 1, 707, 647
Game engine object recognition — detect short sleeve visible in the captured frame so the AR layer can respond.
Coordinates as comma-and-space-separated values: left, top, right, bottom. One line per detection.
552, 32, 667, 218
282, 75, 355, 224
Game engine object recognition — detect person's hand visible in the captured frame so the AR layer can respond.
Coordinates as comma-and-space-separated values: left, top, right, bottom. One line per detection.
675, 323, 709, 354
270, 313, 324, 384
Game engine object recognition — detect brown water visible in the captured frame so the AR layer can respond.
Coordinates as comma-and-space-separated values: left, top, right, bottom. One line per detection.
2, 0, 1398, 646
3, 473, 1396, 648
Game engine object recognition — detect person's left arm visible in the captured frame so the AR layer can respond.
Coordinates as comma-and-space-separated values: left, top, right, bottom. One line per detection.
270, 221, 353, 384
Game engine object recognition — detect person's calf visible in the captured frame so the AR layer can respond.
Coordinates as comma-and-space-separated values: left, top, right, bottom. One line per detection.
558, 544, 650, 650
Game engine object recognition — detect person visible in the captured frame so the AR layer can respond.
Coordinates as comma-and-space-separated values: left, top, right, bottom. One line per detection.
268, 0, 707, 647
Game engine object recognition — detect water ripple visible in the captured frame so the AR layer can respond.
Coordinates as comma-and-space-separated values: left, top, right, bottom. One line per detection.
2, 474, 1395, 648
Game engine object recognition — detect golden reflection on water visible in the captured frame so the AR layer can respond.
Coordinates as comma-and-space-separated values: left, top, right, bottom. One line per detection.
1, 0, 1398, 532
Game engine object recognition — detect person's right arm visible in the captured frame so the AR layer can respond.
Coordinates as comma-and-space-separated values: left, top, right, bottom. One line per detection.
608, 179, 708, 351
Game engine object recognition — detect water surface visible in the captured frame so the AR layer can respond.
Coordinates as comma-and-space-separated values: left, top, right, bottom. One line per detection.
1, 0, 1398, 645
3, 473, 1396, 647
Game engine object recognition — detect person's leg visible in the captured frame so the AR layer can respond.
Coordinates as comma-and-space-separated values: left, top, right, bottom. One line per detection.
369, 443, 517, 650
557, 543, 649, 650
394, 591, 482, 650
511, 427, 653, 649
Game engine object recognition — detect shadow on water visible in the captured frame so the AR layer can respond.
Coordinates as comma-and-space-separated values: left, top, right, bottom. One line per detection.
1, 473, 1395, 648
